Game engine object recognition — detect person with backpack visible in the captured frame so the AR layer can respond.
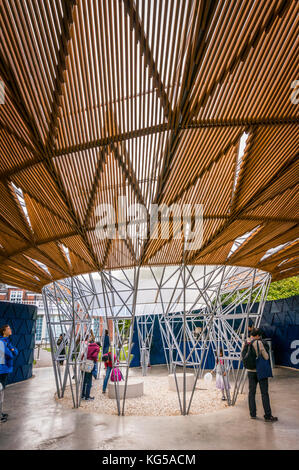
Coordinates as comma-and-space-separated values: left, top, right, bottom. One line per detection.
0, 324, 18, 423
242, 328, 278, 422
81, 338, 100, 401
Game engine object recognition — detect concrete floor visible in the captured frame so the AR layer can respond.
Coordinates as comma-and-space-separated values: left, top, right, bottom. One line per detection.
33, 347, 52, 368
0, 366, 298, 450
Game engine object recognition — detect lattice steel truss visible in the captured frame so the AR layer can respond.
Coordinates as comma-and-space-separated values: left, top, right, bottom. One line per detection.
136, 315, 155, 376
42, 276, 94, 409
157, 265, 271, 413
42, 264, 270, 415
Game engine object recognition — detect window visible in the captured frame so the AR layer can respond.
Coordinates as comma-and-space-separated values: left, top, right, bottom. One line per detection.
10, 291, 23, 303
35, 316, 43, 342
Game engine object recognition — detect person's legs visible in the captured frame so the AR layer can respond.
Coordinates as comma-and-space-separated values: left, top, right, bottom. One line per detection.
259, 378, 272, 418
0, 374, 8, 421
81, 372, 87, 398
92, 362, 98, 380
248, 372, 258, 417
84, 372, 93, 399
0, 374, 8, 389
102, 366, 111, 392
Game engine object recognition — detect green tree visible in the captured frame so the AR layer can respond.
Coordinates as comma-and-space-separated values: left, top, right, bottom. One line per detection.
218, 276, 299, 306
266, 276, 299, 301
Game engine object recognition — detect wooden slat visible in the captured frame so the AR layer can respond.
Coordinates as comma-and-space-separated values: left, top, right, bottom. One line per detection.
0, 0, 297, 291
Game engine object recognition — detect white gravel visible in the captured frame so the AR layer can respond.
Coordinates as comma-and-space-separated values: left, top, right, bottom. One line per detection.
56, 368, 245, 416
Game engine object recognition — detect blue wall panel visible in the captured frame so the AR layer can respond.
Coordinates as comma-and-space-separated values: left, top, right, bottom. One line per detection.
131, 316, 215, 369
0, 302, 37, 384
259, 295, 299, 369
131, 316, 167, 367
130, 295, 299, 370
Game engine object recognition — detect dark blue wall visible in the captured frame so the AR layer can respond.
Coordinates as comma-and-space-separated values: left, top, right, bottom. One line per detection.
131, 316, 166, 367
131, 316, 215, 369
131, 295, 299, 370
0, 302, 37, 384
259, 295, 299, 369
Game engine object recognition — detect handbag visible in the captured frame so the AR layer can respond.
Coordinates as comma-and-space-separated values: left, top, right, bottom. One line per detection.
110, 368, 123, 382
80, 359, 94, 373
256, 341, 273, 380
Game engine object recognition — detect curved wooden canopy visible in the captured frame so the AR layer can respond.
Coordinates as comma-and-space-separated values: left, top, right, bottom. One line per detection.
0, 0, 298, 292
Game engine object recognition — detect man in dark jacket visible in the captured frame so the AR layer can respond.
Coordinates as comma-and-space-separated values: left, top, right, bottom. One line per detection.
0, 324, 19, 423
242, 328, 278, 422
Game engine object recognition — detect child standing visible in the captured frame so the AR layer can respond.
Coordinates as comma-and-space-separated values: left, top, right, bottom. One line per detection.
215, 349, 230, 401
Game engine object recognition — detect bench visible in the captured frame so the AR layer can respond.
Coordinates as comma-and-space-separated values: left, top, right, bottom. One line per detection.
108, 379, 144, 399
168, 373, 195, 392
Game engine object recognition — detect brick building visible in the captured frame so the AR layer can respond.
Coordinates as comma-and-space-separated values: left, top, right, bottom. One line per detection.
0, 284, 106, 343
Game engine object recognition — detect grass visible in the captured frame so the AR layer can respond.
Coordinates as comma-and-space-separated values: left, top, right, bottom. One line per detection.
98, 345, 133, 364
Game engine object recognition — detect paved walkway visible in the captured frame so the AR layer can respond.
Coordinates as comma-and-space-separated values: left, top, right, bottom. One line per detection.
33, 347, 52, 368
0, 366, 298, 450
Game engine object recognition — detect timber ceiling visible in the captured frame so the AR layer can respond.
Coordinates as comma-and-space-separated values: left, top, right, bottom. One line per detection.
0, 0, 298, 292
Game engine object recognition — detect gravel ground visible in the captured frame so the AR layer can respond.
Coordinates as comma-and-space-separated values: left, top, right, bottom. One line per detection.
57, 371, 245, 416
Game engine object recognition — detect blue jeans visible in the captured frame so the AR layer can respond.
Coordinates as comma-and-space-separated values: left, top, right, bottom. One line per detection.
92, 362, 98, 379
103, 366, 111, 392
82, 372, 93, 399
0, 374, 8, 416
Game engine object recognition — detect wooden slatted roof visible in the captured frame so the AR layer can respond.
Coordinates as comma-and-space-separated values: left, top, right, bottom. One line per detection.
0, 0, 298, 292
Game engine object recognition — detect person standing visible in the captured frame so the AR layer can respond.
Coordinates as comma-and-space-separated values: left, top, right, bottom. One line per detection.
81, 338, 100, 401
102, 329, 110, 355
102, 351, 116, 394
0, 324, 19, 423
242, 328, 278, 422
215, 349, 231, 401
57, 333, 66, 366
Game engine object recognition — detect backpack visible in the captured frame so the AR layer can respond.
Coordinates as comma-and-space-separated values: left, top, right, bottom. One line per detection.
242, 341, 257, 370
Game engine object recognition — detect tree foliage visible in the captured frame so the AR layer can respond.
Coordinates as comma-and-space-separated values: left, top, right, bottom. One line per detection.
219, 276, 299, 306
266, 276, 299, 301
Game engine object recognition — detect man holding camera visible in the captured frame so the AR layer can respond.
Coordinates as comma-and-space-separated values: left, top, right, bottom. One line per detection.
242, 328, 278, 422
